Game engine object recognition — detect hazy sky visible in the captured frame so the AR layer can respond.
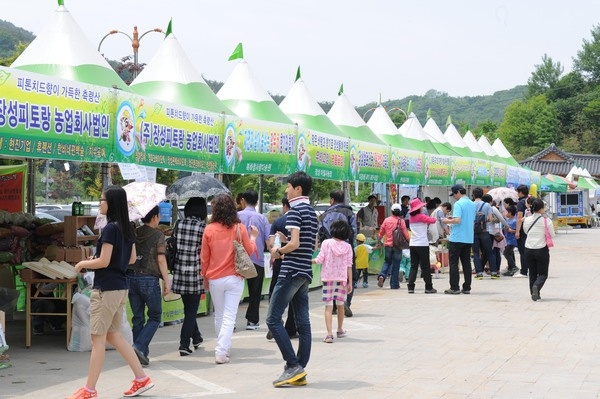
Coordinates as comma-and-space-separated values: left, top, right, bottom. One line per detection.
5, 1, 600, 106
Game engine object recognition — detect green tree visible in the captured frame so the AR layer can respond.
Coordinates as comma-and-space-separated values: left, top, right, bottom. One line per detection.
497, 95, 559, 160
527, 54, 563, 98
0, 41, 27, 66
574, 24, 600, 84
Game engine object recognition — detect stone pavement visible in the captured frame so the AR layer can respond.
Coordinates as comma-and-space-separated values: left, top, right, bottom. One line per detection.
1, 227, 600, 399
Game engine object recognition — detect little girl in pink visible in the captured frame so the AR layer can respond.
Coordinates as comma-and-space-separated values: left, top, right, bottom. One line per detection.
313, 220, 353, 343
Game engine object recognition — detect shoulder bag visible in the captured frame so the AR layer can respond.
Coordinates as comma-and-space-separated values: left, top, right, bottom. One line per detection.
544, 217, 554, 248
234, 224, 258, 279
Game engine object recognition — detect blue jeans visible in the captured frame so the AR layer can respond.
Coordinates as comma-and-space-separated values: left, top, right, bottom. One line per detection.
473, 232, 497, 274
266, 271, 311, 368
179, 293, 202, 349
378, 246, 403, 289
127, 275, 162, 357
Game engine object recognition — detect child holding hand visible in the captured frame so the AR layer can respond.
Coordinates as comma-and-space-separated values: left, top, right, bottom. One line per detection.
313, 220, 353, 343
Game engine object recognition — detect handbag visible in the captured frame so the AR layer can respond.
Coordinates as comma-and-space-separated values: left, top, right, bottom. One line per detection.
544, 218, 554, 248
493, 232, 505, 243
234, 224, 258, 279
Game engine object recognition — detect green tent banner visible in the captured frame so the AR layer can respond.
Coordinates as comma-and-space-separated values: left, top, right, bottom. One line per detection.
297, 128, 350, 180
490, 161, 507, 187
390, 147, 424, 185
424, 153, 451, 186
222, 116, 297, 175
450, 156, 473, 186
349, 139, 389, 182
471, 158, 491, 186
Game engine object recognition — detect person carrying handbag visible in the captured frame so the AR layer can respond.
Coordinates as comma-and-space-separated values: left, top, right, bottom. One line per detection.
523, 198, 555, 302
201, 195, 258, 364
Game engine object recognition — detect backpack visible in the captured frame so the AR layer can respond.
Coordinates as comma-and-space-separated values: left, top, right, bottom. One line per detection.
392, 218, 409, 250
165, 220, 180, 273
474, 202, 487, 234
318, 205, 356, 244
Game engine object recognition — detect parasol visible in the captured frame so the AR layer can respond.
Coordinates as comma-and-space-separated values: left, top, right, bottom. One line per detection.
94, 182, 167, 230
166, 174, 230, 200
486, 187, 518, 205
123, 182, 168, 221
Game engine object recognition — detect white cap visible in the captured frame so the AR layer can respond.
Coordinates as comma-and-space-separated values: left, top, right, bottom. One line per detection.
391, 203, 401, 211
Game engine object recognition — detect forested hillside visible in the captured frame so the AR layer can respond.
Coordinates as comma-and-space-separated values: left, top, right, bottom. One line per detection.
0, 20, 34, 59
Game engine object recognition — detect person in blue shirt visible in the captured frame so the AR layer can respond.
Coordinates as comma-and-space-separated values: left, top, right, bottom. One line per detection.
442, 184, 476, 295
158, 200, 173, 226
502, 205, 519, 276
238, 190, 271, 330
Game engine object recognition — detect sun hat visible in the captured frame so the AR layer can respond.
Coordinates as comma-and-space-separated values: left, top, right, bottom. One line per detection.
356, 233, 366, 242
409, 198, 427, 213
391, 203, 402, 211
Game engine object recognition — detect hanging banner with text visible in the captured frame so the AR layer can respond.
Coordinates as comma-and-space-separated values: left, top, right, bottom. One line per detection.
390, 147, 423, 185
423, 153, 452, 186
490, 161, 507, 187
349, 139, 390, 183
115, 91, 224, 173
0, 67, 117, 162
297, 128, 350, 181
450, 156, 473, 186
0, 164, 27, 212
471, 158, 491, 186
222, 116, 297, 175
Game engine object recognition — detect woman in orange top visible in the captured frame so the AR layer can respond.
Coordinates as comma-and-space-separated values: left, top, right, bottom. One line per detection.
201, 195, 258, 364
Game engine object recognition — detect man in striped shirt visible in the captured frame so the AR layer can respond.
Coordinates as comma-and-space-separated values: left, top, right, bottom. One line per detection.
267, 171, 318, 387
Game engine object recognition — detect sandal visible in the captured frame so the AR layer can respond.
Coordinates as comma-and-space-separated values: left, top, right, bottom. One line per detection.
323, 335, 333, 343
336, 330, 347, 338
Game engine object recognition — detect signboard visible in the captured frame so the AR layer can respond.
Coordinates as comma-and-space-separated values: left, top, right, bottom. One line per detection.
349, 139, 389, 183
450, 156, 472, 186
0, 164, 27, 212
391, 147, 424, 185
222, 117, 297, 175
297, 128, 349, 181
423, 153, 451, 186
471, 158, 491, 186
490, 161, 507, 187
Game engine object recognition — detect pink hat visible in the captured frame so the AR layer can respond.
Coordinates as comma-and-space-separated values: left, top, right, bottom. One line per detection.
409, 198, 427, 213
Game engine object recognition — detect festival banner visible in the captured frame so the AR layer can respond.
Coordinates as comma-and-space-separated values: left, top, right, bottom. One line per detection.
0, 164, 27, 212
450, 156, 473, 186
298, 128, 350, 181
490, 161, 507, 187
506, 165, 520, 188
116, 91, 224, 173
517, 167, 532, 186
349, 139, 390, 183
471, 158, 491, 186
390, 147, 424, 185
423, 153, 452, 186
0, 66, 116, 162
222, 116, 297, 175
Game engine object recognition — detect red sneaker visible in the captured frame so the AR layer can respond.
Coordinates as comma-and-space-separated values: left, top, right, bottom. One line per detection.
123, 376, 154, 397
66, 387, 97, 399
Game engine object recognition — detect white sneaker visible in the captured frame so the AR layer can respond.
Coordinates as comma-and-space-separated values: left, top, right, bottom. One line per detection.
246, 322, 260, 330
512, 273, 528, 278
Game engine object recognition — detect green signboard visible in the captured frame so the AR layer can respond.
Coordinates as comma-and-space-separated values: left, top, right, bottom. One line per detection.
298, 128, 350, 181
390, 147, 424, 185
424, 153, 452, 186
222, 116, 297, 175
349, 139, 390, 182
490, 161, 507, 187
450, 156, 473, 186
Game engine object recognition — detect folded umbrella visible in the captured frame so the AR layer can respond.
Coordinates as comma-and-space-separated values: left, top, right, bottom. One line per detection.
166, 174, 230, 200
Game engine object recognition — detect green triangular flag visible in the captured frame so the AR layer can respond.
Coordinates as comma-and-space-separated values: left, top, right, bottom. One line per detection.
295, 66, 301, 82
228, 43, 244, 61
338, 83, 344, 96
406, 100, 413, 115
445, 115, 452, 128
165, 19, 173, 38
58, 0, 64, 5
426, 108, 432, 120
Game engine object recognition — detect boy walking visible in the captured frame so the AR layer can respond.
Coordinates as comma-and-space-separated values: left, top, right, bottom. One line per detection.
267, 172, 318, 387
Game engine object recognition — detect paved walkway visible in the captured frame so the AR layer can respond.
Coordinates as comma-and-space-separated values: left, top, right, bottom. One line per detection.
2, 227, 600, 399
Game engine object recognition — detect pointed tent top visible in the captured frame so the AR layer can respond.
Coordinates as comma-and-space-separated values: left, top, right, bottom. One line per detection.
11, 2, 126, 88
445, 115, 452, 128
228, 42, 244, 61
477, 135, 499, 157
378, 93, 382, 106
130, 33, 233, 114
280, 77, 326, 117
368, 105, 402, 136
295, 66, 301, 82
463, 131, 485, 154
423, 118, 448, 144
338, 83, 344, 96
491, 138, 511, 158
165, 18, 173, 38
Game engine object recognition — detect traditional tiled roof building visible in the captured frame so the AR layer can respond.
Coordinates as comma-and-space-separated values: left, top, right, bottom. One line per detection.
519, 143, 600, 178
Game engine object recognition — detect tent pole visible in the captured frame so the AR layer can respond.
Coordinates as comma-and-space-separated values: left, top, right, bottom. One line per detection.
27, 159, 36, 213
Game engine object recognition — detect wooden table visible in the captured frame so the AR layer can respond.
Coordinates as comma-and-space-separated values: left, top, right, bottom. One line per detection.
20, 276, 76, 349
